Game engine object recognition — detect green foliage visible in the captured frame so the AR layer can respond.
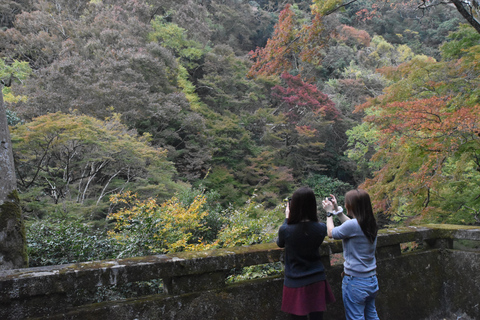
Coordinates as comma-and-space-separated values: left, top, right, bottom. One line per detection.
27, 219, 119, 266
197, 44, 268, 114
238, 151, 294, 206
207, 0, 274, 52
2, 0, 358, 219
365, 35, 415, 68
226, 262, 283, 283
6, 109, 21, 126
203, 166, 247, 207
302, 174, 354, 206
346, 122, 381, 170
26, 188, 284, 266
346, 24, 480, 223
208, 115, 257, 168
176, 186, 225, 241
12, 112, 180, 218
1, 58, 31, 118
421, 157, 480, 225
0, 58, 31, 85
7, 0, 480, 273
214, 194, 283, 247
312, 0, 344, 15
321, 44, 356, 78
441, 24, 480, 60
4, 1, 179, 122
177, 64, 204, 110
108, 192, 211, 256
334, 0, 463, 59
149, 17, 205, 69
106, 190, 282, 258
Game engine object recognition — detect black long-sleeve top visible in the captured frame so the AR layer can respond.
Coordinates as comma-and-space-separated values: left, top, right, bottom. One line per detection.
277, 219, 328, 287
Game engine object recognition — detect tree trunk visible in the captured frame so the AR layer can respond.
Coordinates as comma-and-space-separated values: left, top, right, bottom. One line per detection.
0, 89, 28, 270
449, 0, 480, 34
326, 0, 480, 35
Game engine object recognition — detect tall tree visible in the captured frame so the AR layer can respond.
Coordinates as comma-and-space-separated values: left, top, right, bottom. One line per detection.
248, 4, 332, 80
197, 44, 270, 114
348, 26, 480, 223
0, 0, 33, 29
321, 0, 480, 34
12, 112, 181, 219
270, 73, 340, 177
2, 0, 212, 183
0, 59, 29, 270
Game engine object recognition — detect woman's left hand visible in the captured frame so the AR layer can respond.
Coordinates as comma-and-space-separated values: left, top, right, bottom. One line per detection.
322, 198, 334, 213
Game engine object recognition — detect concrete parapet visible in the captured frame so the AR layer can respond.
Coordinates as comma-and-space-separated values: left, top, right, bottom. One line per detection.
0, 224, 479, 319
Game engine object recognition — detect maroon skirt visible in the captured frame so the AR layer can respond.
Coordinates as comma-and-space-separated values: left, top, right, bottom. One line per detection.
281, 280, 336, 315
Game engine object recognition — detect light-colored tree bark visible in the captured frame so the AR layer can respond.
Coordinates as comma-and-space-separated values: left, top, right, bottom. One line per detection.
0, 89, 28, 270
0, 90, 16, 201
324, 0, 480, 35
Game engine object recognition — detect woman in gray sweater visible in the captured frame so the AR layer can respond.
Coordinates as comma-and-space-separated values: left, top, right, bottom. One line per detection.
323, 189, 379, 320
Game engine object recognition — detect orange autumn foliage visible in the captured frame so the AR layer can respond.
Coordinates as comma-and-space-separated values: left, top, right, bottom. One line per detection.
358, 95, 480, 216
247, 4, 328, 79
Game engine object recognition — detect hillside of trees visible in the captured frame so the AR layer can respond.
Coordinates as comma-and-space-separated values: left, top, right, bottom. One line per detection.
1, 0, 479, 266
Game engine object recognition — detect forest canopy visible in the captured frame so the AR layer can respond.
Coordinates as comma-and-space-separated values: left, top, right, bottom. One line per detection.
1, 0, 479, 266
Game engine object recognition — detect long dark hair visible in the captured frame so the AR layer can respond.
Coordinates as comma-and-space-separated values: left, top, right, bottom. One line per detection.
288, 187, 318, 224
345, 189, 378, 243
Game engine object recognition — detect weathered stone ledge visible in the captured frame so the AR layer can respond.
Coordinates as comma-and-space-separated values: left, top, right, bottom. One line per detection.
0, 224, 479, 320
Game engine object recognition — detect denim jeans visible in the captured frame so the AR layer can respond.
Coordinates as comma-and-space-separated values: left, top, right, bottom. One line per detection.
342, 275, 380, 320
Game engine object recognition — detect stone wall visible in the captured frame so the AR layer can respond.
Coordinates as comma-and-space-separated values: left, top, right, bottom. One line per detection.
0, 224, 479, 320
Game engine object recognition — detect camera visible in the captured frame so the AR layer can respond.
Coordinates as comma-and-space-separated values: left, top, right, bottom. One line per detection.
327, 197, 332, 201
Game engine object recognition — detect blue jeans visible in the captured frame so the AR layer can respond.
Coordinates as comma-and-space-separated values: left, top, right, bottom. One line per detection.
342, 275, 379, 320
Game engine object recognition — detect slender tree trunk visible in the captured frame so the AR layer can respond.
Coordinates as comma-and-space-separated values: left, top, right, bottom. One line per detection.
0, 90, 16, 200
0, 89, 28, 270
325, 0, 480, 35
449, 0, 480, 34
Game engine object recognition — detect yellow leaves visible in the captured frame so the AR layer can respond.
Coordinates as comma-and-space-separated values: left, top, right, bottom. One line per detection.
396, 45, 415, 64
107, 192, 209, 253
184, 239, 218, 252
311, 0, 342, 15
2, 88, 28, 104
160, 195, 208, 234
107, 191, 282, 257
217, 225, 251, 247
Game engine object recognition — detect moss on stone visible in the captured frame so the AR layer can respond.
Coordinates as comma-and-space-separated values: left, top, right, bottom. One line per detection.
0, 190, 28, 268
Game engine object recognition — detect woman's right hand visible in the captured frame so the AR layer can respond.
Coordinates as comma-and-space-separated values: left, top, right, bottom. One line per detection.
285, 202, 290, 218
330, 194, 339, 211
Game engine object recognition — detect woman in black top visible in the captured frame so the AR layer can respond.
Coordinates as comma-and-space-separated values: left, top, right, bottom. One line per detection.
277, 187, 335, 320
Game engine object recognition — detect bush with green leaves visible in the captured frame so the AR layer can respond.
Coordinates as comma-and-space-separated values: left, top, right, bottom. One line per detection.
27, 219, 120, 267
214, 194, 283, 247
6, 109, 22, 126
303, 173, 354, 208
